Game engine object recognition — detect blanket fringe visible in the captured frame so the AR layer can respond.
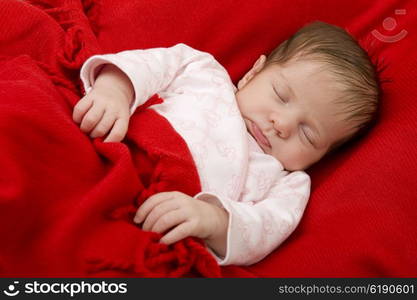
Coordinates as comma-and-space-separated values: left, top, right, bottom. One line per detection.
89, 205, 221, 277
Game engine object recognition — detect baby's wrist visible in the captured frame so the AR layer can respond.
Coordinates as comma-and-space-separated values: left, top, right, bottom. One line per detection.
205, 205, 229, 257
93, 64, 135, 105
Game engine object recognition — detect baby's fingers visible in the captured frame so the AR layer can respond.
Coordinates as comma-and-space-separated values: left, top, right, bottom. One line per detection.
80, 104, 105, 133
90, 112, 117, 139
73, 96, 93, 124
103, 117, 129, 143
160, 221, 193, 245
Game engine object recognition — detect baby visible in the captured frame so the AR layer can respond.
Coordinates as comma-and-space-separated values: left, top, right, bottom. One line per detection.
73, 21, 379, 265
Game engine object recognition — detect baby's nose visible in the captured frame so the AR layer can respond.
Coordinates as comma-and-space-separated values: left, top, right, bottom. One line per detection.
272, 119, 291, 139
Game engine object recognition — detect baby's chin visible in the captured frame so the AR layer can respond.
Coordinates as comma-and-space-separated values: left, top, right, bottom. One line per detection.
282, 160, 311, 172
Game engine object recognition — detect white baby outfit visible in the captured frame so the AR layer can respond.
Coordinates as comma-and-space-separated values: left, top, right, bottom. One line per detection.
80, 44, 311, 266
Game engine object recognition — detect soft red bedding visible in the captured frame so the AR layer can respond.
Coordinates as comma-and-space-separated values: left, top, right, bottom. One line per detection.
0, 0, 416, 277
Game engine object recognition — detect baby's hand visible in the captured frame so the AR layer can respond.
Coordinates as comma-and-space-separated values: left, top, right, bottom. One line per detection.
133, 191, 229, 248
73, 86, 130, 143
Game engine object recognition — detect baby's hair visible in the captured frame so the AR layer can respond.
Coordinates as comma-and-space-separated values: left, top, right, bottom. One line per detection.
265, 21, 380, 153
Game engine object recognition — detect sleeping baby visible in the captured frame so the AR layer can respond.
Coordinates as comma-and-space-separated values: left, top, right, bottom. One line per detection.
73, 21, 379, 265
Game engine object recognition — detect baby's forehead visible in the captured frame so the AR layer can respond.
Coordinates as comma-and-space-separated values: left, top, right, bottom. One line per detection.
282, 64, 345, 100
275, 58, 342, 86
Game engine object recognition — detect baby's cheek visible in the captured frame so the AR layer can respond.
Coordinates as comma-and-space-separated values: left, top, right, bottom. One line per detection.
281, 148, 313, 171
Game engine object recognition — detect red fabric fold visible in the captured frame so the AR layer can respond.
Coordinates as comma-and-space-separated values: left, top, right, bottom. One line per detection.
0, 0, 220, 277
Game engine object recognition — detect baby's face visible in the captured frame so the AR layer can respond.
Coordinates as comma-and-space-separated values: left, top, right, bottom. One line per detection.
236, 56, 354, 171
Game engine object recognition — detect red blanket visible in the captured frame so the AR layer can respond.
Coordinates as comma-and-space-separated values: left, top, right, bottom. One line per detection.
0, 0, 220, 277
1, 0, 416, 277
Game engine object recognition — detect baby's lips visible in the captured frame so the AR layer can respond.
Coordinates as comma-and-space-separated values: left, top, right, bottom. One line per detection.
251, 121, 271, 148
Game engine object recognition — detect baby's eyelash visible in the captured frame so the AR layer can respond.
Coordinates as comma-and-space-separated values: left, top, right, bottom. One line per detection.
301, 126, 314, 146
273, 86, 286, 103
304, 131, 313, 145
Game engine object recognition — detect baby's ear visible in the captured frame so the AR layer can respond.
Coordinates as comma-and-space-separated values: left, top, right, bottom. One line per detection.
253, 55, 267, 70
237, 55, 266, 90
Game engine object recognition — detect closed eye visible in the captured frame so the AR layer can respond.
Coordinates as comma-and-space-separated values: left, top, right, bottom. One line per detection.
301, 125, 315, 147
303, 130, 313, 145
273, 86, 286, 103
300, 123, 314, 147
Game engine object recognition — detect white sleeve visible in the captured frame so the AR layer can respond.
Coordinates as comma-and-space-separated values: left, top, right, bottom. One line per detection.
79, 43, 220, 115
195, 171, 311, 266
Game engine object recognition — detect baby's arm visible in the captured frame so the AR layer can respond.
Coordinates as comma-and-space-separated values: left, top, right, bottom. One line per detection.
73, 64, 134, 142
75, 43, 219, 142
196, 171, 311, 265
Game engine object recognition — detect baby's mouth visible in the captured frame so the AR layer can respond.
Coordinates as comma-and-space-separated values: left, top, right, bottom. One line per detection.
249, 121, 271, 148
